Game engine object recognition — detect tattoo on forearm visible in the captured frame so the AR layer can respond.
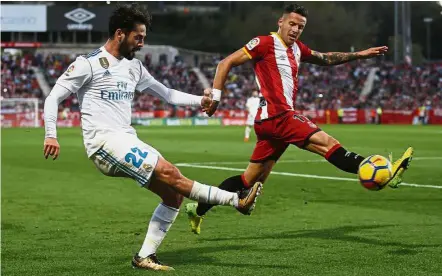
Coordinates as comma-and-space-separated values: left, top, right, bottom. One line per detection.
311, 51, 361, 66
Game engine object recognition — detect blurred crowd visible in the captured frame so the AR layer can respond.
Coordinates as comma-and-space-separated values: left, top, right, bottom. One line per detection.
2, 52, 441, 114
297, 60, 371, 110
139, 55, 203, 113
370, 62, 442, 110
1, 54, 43, 99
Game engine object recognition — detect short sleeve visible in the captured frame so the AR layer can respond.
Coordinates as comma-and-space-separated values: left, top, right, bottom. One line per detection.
135, 62, 155, 92
296, 41, 312, 61
242, 36, 270, 60
56, 56, 92, 93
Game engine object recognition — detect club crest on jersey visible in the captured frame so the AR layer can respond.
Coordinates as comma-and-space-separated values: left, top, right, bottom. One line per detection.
65, 65, 75, 76
142, 163, 153, 172
99, 57, 109, 69
246, 38, 260, 51
129, 69, 136, 82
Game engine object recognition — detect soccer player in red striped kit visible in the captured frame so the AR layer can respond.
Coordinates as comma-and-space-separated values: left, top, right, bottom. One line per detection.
185, 3, 413, 234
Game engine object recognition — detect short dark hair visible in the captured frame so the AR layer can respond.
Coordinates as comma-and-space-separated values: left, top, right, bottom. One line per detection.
108, 3, 152, 38
283, 4, 308, 18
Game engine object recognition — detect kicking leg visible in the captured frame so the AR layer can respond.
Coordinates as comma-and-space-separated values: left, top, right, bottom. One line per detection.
153, 157, 261, 213
132, 158, 262, 270
92, 135, 261, 271
194, 160, 275, 215
304, 130, 413, 187
305, 131, 364, 174
186, 139, 287, 234
185, 160, 275, 234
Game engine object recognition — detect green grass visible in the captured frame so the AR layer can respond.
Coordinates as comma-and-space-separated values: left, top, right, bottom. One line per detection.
2, 125, 442, 276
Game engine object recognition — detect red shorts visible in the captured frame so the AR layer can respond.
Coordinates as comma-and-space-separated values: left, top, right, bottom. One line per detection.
250, 111, 321, 163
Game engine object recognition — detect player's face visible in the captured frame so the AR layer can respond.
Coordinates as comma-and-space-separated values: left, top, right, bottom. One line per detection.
120, 24, 146, 60
278, 12, 306, 46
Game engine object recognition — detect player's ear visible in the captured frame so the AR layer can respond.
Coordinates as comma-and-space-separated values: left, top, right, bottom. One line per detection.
277, 17, 284, 28
115, 29, 125, 43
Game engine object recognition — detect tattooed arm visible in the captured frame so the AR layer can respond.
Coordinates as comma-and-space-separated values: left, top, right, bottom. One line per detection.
306, 46, 388, 66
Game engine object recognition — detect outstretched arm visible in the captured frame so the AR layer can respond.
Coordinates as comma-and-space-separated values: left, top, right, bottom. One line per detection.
136, 62, 212, 111
306, 46, 388, 66
142, 78, 211, 111
206, 48, 251, 116
212, 49, 250, 93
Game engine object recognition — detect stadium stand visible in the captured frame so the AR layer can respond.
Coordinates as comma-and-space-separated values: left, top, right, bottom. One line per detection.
2, 52, 441, 114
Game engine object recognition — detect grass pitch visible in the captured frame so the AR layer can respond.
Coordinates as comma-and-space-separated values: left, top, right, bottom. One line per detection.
2, 125, 442, 275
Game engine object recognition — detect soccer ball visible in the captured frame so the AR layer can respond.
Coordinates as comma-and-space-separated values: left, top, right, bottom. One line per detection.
358, 155, 393, 191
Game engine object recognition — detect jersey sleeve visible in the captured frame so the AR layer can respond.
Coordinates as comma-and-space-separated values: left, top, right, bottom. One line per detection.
56, 56, 92, 93
296, 41, 313, 62
242, 36, 270, 60
135, 62, 155, 92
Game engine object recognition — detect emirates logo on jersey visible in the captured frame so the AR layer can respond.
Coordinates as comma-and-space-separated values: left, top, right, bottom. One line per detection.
100, 90, 134, 101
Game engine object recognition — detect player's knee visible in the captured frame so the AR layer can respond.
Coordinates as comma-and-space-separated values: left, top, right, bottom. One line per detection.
158, 164, 183, 185
327, 136, 340, 149
162, 192, 184, 209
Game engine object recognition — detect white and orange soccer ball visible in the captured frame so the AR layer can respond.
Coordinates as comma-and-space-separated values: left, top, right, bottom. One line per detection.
358, 155, 393, 191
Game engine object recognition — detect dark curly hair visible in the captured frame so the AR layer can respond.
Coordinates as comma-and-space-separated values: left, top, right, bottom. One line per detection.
283, 4, 308, 18
108, 3, 152, 38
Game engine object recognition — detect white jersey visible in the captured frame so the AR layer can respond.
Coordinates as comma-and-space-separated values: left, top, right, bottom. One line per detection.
45, 46, 202, 187
56, 46, 155, 157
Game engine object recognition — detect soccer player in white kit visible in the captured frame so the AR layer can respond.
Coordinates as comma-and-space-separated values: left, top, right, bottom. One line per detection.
244, 90, 260, 142
43, 4, 262, 271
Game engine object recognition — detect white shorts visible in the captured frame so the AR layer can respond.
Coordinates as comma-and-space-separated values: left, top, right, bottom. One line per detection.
90, 133, 161, 187
246, 114, 255, 126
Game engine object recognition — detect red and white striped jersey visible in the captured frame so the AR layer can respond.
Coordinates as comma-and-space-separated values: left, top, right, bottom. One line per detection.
242, 32, 312, 121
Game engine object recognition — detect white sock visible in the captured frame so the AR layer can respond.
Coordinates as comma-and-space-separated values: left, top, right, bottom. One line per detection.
138, 203, 179, 258
245, 126, 251, 139
189, 181, 239, 207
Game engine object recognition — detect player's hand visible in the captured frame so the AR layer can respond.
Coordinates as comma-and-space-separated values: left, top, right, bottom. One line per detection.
206, 100, 219, 117
359, 46, 388, 59
43, 137, 60, 160
201, 88, 213, 112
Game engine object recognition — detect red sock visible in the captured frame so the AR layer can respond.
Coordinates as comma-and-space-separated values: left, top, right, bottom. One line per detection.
325, 144, 342, 160
241, 174, 250, 188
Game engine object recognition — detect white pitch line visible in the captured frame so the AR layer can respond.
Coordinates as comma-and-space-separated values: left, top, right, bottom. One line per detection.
188, 159, 327, 165
186, 157, 441, 166
176, 163, 442, 189
413, 157, 442, 160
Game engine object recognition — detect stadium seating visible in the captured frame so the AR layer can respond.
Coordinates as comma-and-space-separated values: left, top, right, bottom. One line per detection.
1, 53, 43, 100
2, 52, 441, 113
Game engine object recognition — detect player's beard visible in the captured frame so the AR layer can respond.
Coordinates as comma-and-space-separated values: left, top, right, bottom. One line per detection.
120, 38, 138, 60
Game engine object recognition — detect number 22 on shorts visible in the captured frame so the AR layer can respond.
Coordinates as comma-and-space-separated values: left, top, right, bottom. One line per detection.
125, 147, 148, 168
